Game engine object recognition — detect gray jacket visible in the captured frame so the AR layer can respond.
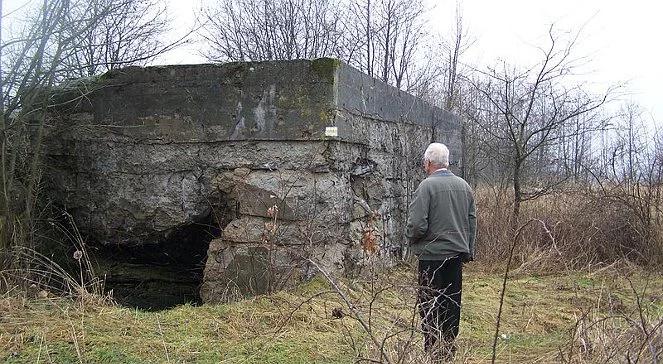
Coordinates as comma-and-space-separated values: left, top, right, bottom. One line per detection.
405, 170, 477, 260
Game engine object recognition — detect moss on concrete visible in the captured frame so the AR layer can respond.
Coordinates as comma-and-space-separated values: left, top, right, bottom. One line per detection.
310, 58, 341, 84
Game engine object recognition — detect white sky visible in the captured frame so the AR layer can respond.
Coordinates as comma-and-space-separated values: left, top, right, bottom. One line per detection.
3, 0, 662, 126
426, 0, 663, 126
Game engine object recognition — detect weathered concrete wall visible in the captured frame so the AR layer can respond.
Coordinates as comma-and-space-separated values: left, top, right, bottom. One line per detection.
40, 58, 460, 303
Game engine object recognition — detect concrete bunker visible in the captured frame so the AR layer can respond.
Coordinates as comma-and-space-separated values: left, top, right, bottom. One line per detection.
38, 58, 461, 308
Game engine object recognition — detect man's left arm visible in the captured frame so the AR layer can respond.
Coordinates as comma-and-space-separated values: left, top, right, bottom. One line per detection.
467, 193, 477, 260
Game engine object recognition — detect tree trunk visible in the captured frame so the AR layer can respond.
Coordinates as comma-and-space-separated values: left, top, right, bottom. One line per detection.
512, 158, 523, 229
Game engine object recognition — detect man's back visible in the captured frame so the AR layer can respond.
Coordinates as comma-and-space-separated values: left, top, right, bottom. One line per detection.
406, 170, 476, 260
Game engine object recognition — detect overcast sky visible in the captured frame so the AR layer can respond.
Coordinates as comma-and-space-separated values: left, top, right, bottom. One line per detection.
428, 0, 663, 125
4, 0, 662, 126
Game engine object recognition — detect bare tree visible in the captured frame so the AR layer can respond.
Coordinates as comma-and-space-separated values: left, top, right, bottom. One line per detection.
0, 0, 181, 266
464, 26, 615, 224
344, 0, 427, 90
1, 0, 82, 263
442, 2, 472, 112
61, 0, 172, 78
438, 2, 475, 181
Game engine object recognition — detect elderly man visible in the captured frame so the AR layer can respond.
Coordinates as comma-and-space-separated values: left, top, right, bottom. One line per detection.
406, 142, 477, 360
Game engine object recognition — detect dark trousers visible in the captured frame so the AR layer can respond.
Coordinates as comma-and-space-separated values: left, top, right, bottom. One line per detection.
418, 256, 463, 354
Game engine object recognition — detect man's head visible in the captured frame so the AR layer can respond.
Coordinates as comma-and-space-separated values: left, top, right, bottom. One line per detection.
423, 143, 450, 175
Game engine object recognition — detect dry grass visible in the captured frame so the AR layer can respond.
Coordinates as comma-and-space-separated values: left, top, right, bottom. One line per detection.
1, 263, 661, 363
2, 182, 661, 363
474, 186, 663, 273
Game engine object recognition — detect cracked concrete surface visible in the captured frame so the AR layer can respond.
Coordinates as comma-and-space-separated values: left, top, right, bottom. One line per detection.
38, 58, 461, 303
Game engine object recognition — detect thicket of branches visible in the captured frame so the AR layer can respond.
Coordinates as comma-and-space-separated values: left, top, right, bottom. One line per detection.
0, 0, 177, 273
200, 0, 432, 92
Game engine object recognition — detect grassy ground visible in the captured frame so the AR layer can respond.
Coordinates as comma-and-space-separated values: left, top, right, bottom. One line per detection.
1, 264, 662, 363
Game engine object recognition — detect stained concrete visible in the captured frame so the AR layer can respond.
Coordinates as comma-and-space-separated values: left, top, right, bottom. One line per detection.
38, 58, 461, 304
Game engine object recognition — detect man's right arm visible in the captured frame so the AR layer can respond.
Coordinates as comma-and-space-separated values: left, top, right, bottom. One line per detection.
405, 182, 430, 244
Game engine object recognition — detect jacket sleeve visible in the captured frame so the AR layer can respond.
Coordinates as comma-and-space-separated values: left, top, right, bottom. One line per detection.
468, 192, 477, 258
405, 182, 429, 244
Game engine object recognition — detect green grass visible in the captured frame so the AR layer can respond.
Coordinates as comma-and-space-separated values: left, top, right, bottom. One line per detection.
1, 265, 662, 363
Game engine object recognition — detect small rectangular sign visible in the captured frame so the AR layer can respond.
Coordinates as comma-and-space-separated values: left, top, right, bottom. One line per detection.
325, 126, 338, 137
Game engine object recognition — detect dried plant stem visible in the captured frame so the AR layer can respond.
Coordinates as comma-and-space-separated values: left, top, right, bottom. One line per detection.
305, 257, 394, 364
157, 315, 170, 363
492, 219, 539, 364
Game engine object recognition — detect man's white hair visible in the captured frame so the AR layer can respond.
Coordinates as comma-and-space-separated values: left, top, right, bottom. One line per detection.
424, 143, 450, 168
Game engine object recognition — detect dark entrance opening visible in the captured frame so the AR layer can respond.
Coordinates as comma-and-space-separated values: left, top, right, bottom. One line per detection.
95, 204, 231, 311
